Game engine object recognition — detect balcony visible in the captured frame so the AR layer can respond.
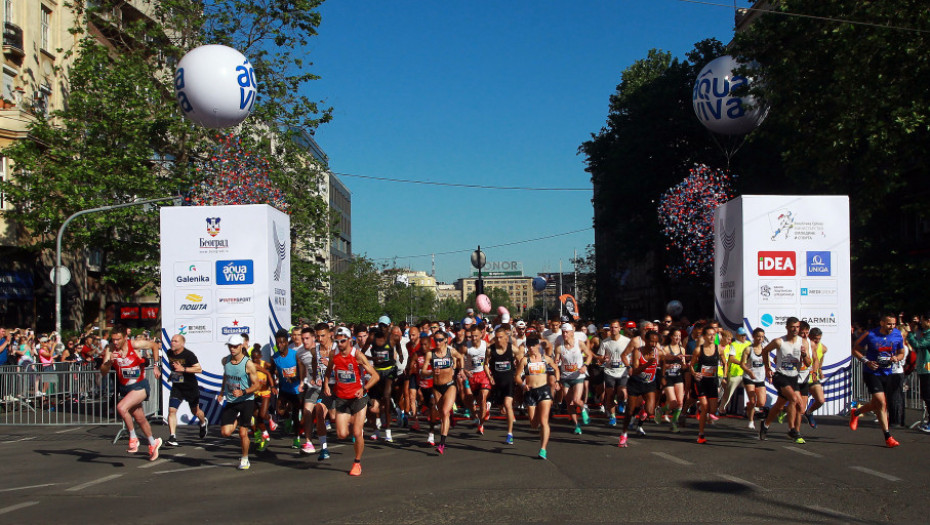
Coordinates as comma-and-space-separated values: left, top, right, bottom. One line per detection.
3, 22, 24, 62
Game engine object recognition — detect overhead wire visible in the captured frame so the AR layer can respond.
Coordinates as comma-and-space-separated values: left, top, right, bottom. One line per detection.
373, 228, 591, 261
331, 171, 590, 192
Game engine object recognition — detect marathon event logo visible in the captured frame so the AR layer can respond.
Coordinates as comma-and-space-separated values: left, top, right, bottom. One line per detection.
272, 222, 287, 281
199, 217, 229, 252
768, 208, 825, 241
216, 260, 254, 285
806, 251, 832, 276
758, 251, 796, 276
176, 319, 213, 342
175, 290, 212, 314
216, 288, 255, 314
717, 224, 736, 277
173, 261, 211, 286
220, 317, 252, 336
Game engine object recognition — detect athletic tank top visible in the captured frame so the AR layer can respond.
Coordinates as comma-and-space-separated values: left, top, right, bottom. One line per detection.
370, 343, 395, 369
697, 345, 719, 379
272, 349, 300, 394
813, 342, 825, 381
465, 341, 487, 373
775, 338, 802, 377
223, 355, 254, 402
254, 365, 271, 396
664, 346, 684, 378
560, 341, 584, 380
488, 344, 515, 381
431, 348, 454, 371
798, 338, 812, 384
333, 348, 364, 399
526, 355, 547, 376
112, 341, 146, 387
744, 346, 766, 382
635, 350, 659, 383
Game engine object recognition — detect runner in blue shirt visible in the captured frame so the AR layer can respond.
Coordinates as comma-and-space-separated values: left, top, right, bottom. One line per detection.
269, 328, 302, 448
850, 314, 905, 448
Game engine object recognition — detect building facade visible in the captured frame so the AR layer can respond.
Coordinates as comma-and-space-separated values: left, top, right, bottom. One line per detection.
456, 276, 533, 315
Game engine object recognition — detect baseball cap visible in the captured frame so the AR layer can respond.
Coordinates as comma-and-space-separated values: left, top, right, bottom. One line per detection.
378, 315, 391, 325
587, 324, 597, 335
736, 327, 748, 335
463, 317, 475, 326
466, 308, 474, 314
501, 313, 511, 323
515, 320, 526, 328
335, 327, 352, 339
561, 323, 574, 332
39, 335, 50, 343
226, 334, 244, 346
624, 321, 636, 329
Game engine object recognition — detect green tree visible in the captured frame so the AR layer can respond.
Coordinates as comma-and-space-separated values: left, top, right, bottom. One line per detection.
732, 0, 930, 313
330, 257, 382, 324
382, 283, 437, 325
465, 288, 515, 321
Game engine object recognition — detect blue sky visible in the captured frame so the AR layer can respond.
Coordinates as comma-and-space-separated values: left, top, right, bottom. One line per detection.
310, 1, 739, 283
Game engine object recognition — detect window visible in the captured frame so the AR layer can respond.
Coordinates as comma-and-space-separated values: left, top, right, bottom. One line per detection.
0, 156, 5, 208
40, 6, 51, 51
2, 69, 14, 102
4, 0, 12, 23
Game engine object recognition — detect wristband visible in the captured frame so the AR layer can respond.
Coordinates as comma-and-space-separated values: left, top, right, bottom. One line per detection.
859, 356, 867, 364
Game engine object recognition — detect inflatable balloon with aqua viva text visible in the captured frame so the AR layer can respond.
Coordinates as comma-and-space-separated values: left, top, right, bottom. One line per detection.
174, 45, 257, 129
692, 55, 767, 136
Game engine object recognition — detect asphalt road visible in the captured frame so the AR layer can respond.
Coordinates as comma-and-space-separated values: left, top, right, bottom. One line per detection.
0, 410, 927, 524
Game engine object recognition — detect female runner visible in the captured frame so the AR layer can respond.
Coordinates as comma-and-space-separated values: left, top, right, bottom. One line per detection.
516, 337, 559, 459
422, 332, 464, 454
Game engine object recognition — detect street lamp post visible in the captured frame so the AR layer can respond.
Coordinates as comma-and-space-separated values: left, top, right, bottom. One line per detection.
54, 196, 176, 334
470, 246, 486, 298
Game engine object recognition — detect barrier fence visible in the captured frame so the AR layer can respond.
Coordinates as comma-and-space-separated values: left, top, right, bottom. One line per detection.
0, 364, 161, 431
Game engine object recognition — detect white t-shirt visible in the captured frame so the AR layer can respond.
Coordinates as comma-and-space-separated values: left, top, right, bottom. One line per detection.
599, 335, 631, 378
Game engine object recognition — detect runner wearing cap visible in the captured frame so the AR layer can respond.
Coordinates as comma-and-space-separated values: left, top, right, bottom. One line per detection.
217, 334, 261, 470
556, 323, 592, 434
598, 320, 630, 427
322, 326, 380, 476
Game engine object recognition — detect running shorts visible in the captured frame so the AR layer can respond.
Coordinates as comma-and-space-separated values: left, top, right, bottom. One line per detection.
220, 399, 255, 427
332, 395, 368, 415
604, 373, 628, 389
302, 386, 323, 405
470, 370, 491, 391
524, 385, 552, 407
863, 372, 892, 395
168, 387, 199, 410
118, 380, 150, 399
490, 379, 514, 404
627, 378, 657, 397
772, 372, 798, 394
694, 377, 719, 399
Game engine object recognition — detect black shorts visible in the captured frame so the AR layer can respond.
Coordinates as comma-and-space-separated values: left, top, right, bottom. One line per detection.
332, 395, 368, 415
663, 373, 684, 386
694, 377, 719, 399
604, 373, 628, 389
743, 378, 764, 388
169, 387, 200, 410
863, 373, 893, 395
525, 385, 552, 407
772, 372, 798, 395
798, 379, 811, 397
920, 374, 930, 404
490, 379, 514, 404
221, 399, 255, 427
627, 378, 657, 397
587, 365, 605, 385
374, 365, 396, 382
277, 391, 300, 408
433, 380, 456, 398
118, 380, 150, 400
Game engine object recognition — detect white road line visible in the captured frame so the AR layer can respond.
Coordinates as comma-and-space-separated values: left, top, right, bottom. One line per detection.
805, 504, 858, 521
0, 501, 39, 516
717, 474, 769, 492
66, 474, 123, 492
1, 437, 36, 444
154, 463, 234, 475
782, 445, 823, 458
54, 427, 82, 434
850, 465, 901, 482
651, 451, 692, 465
0, 483, 56, 493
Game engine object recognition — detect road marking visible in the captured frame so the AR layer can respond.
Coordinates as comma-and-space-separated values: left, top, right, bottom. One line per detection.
55, 427, 82, 434
850, 465, 901, 482
782, 445, 823, 458
716, 474, 768, 492
0, 501, 39, 516
805, 505, 858, 521
1, 437, 36, 444
0, 483, 56, 493
154, 463, 234, 475
651, 452, 692, 465
66, 474, 123, 492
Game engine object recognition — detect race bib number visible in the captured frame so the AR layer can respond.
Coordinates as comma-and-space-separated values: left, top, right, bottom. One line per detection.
667, 364, 681, 376
170, 372, 183, 383
779, 361, 796, 372
471, 356, 484, 367
494, 361, 511, 372
337, 369, 356, 384
563, 363, 578, 373
609, 360, 623, 369
527, 362, 546, 375
701, 365, 716, 376
121, 366, 141, 379
375, 350, 390, 362
282, 366, 297, 379
752, 361, 763, 368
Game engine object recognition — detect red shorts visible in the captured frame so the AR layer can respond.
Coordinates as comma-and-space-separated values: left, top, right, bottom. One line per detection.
470, 371, 491, 391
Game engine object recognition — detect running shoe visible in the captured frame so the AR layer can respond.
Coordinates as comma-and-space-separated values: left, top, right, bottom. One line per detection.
573, 426, 583, 435
268, 419, 278, 432
300, 441, 316, 455
291, 437, 300, 449
238, 457, 251, 470
284, 420, 293, 434
777, 411, 786, 424
436, 444, 445, 455
477, 424, 484, 435
166, 435, 179, 447
608, 416, 617, 427
261, 431, 270, 441
199, 423, 208, 439
636, 426, 647, 436
505, 434, 514, 445
318, 448, 330, 461
748, 421, 756, 430
252, 430, 262, 444
885, 436, 900, 448
581, 408, 590, 425
918, 422, 930, 434
349, 462, 362, 476
257, 438, 268, 452
697, 436, 707, 444
464, 409, 471, 419
428, 433, 436, 446
325, 421, 332, 431
662, 415, 671, 423
618, 434, 628, 448
385, 430, 394, 443
127, 437, 140, 454
617, 402, 625, 414
759, 423, 768, 441
483, 409, 490, 422
538, 448, 547, 460
401, 413, 409, 428
794, 436, 806, 445
788, 428, 799, 439
148, 438, 162, 461
849, 410, 859, 431
370, 432, 380, 441
807, 412, 818, 429
708, 413, 719, 422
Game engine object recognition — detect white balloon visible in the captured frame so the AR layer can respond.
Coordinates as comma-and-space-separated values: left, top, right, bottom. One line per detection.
174, 45, 257, 129
692, 55, 767, 136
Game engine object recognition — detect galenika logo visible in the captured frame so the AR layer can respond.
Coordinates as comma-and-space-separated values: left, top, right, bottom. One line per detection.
758, 251, 796, 276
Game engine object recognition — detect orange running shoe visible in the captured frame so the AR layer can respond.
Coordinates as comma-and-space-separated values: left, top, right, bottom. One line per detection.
127, 437, 140, 454
849, 410, 859, 431
349, 462, 362, 476
885, 436, 900, 448
697, 436, 707, 444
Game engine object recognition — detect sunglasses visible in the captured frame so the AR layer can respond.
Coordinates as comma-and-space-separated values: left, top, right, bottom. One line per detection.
434, 338, 446, 343
335, 338, 349, 344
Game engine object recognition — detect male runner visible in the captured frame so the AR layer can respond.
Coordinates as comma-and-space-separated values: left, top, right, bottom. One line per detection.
218, 334, 260, 470
165, 334, 207, 446
269, 328, 302, 448
598, 320, 630, 427
758, 317, 810, 444
850, 314, 905, 447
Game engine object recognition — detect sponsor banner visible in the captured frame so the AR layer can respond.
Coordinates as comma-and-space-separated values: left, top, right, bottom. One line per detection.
176, 318, 214, 343
216, 259, 254, 285
175, 290, 212, 315
217, 316, 254, 337
800, 280, 838, 305
801, 310, 840, 333
757, 251, 796, 276
216, 288, 255, 314
806, 251, 832, 276
757, 309, 796, 329
174, 261, 212, 286
758, 280, 797, 304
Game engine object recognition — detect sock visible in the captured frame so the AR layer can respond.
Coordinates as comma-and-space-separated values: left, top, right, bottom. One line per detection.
672, 409, 682, 421
129, 430, 137, 439
385, 429, 393, 440
242, 455, 248, 461
353, 459, 360, 463
148, 436, 157, 446
622, 432, 627, 438
376, 417, 382, 430
883, 430, 892, 439
201, 420, 207, 427
440, 434, 447, 446
319, 436, 327, 448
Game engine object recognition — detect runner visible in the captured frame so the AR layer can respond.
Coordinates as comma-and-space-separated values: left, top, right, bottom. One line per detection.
758, 317, 811, 444
464, 325, 491, 433
719, 328, 750, 417
689, 325, 726, 444
515, 337, 559, 459
794, 321, 814, 432
296, 327, 323, 455
804, 327, 828, 428
269, 328, 302, 448
487, 326, 522, 444
905, 313, 930, 433
322, 326, 380, 475
367, 328, 398, 442
164, 334, 208, 447
314, 322, 336, 460
598, 320, 630, 427
250, 347, 274, 451
99, 326, 162, 460
556, 323, 592, 434
422, 331, 465, 454
739, 328, 770, 430
619, 330, 662, 447
850, 314, 905, 447
660, 328, 686, 432
217, 334, 261, 470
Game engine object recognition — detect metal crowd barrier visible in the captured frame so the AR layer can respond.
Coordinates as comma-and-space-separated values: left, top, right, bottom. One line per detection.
848, 358, 923, 410
0, 363, 161, 431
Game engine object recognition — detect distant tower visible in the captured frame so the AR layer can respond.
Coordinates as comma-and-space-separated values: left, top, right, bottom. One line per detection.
431, 253, 436, 277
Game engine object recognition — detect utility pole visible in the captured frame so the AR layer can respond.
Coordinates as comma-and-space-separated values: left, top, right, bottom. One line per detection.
559, 259, 563, 318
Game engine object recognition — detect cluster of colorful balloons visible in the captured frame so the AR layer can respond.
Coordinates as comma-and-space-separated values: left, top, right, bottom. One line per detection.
657, 164, 735, 279
189, 133, 288, 211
